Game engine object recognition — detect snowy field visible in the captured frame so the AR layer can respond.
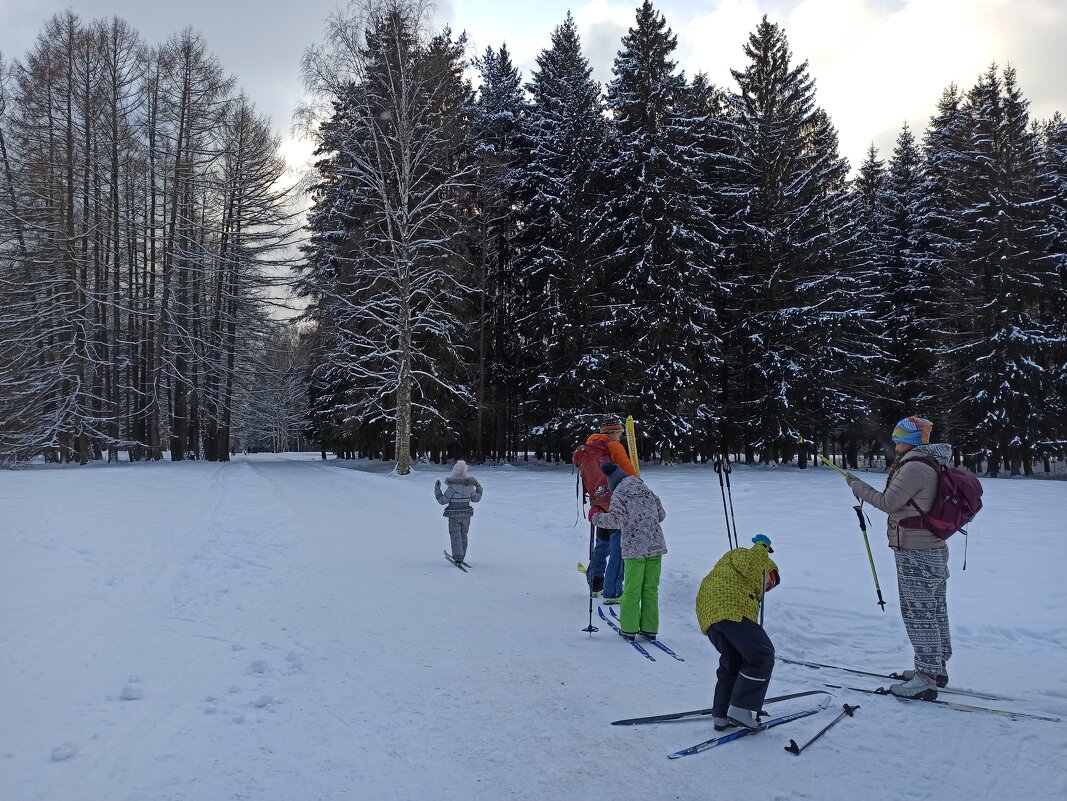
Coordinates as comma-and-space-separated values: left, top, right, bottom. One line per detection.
2, 453, 1065, 801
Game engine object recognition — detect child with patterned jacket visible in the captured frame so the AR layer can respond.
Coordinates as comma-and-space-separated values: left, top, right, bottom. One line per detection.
695, 535, 780, 732
434, 460, 483, 564
590, 462, 666, 642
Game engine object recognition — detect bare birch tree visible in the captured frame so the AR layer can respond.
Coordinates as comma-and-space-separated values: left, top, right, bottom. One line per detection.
301, 0, 475, 475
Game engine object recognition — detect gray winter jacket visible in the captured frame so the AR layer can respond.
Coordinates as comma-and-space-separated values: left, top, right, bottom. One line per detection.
592, 476, 667, 559
848, 443, 951, 550
435, 476, 483, 518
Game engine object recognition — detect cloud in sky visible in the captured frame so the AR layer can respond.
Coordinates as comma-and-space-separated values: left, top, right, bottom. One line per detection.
1, 0, 1064, 176
453, 0, 1067, 170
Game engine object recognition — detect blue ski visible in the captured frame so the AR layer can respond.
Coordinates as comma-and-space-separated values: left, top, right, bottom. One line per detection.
668, 697, 832, 759
598, 607, 655, 661
609, 607, 683, 661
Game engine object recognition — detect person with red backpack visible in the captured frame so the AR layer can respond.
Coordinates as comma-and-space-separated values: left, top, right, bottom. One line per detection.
572, 416, 637, 600
846, 416, 955, 700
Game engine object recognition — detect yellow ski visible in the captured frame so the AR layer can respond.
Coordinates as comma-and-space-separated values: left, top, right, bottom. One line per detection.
625, 415, 640, 476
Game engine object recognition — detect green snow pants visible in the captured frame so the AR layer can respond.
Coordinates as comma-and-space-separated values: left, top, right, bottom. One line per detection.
619, 555, 662, 635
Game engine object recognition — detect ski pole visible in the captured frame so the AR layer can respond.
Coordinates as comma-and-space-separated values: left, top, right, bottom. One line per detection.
854, 504, 886, 611
583, 520, 598, 634
796, 436, 854, 480
722, 453, 738, 550
784, 703, 859, 755
713, 453, 737, 550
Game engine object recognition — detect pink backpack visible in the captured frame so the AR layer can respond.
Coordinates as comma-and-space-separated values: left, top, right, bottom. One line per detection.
899, 455, 984, 539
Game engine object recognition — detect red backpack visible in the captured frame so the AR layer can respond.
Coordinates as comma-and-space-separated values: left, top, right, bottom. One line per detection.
899, 456, 984, 539
572, 439, 613, 511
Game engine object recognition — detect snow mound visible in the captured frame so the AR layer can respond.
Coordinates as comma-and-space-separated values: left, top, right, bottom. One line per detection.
50, 743, 78, 761
119, 676, 145, 700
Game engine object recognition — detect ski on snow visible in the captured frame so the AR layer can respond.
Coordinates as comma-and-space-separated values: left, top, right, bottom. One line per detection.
608, 606, 683, 661
443, 550, 469, 572
597, 606, 655, 661
820, 683, 1061, 723
667, 695, 833, 759
778, 656, 1008, 702
612, 690, 832, 726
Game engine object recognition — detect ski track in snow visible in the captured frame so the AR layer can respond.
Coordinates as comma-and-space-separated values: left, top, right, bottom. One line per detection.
1, 454, 1065, 801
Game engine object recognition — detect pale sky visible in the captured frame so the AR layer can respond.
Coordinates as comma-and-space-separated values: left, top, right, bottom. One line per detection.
2, 0, 1065, 178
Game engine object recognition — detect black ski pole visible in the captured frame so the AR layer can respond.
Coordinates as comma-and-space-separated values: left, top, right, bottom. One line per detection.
854, 505, 886, 611
583, 520, 598, 634
722, 452, 738, 550
784, 703, 859, 755
713, 454, 737, 550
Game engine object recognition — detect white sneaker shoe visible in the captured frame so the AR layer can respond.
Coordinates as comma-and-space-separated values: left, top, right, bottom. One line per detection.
889, 672, 938, 700
899, 669, 948, 688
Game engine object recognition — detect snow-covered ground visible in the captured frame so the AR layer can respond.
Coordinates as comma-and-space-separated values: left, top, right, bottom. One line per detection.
2, 453, 1065, 801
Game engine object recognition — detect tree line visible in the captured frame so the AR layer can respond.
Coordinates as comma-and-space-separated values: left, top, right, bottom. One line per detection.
3, 1, 1064, 478
300, 0, 1067, 477
0, 12, 302, 465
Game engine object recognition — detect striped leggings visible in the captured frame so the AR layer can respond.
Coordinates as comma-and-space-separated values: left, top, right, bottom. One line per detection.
895, 547, 952, 676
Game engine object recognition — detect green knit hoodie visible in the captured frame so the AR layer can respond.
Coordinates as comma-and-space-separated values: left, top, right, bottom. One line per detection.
695, 543, 778, 633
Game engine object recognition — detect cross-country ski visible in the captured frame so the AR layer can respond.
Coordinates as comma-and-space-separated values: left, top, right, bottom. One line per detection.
821, 684, 1061, 723
611, 690, 833, 726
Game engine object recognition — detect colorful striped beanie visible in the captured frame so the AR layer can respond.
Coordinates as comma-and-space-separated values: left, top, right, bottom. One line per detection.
892, 416, 933, 446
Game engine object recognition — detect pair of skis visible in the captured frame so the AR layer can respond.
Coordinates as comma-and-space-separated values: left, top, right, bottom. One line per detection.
819, 683, 1060, 723
443, 550, 471, 572
596, 606, 684, 662
613, 689, 839, 759
665, 692, 834, 758
778, 655, 1007, 702
779, 657, 1061, 720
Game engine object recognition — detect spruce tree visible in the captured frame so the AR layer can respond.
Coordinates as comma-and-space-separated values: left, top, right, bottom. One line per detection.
845, 144, 894, 445
721, 16, 859, 462
591, 0, 723, 459
511, 13, 608, 455
1042, 114, 1067, 463
468, 44, 524, 460
880, 124, 939, 419
950, 67, 1066, 474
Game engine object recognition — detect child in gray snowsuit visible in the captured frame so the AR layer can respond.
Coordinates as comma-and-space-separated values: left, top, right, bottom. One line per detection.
435, 460, 483, 563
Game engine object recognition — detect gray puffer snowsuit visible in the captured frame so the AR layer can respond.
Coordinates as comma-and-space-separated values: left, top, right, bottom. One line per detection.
435, 476, 483, 561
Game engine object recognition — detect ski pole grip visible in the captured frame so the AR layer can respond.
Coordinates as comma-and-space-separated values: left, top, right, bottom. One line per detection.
853, 505, 865, 526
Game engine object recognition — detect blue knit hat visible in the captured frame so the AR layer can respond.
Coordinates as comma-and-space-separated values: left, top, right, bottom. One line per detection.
752, 534, 774, 553
600, 461, 627, 491
892, 417, 933, 446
